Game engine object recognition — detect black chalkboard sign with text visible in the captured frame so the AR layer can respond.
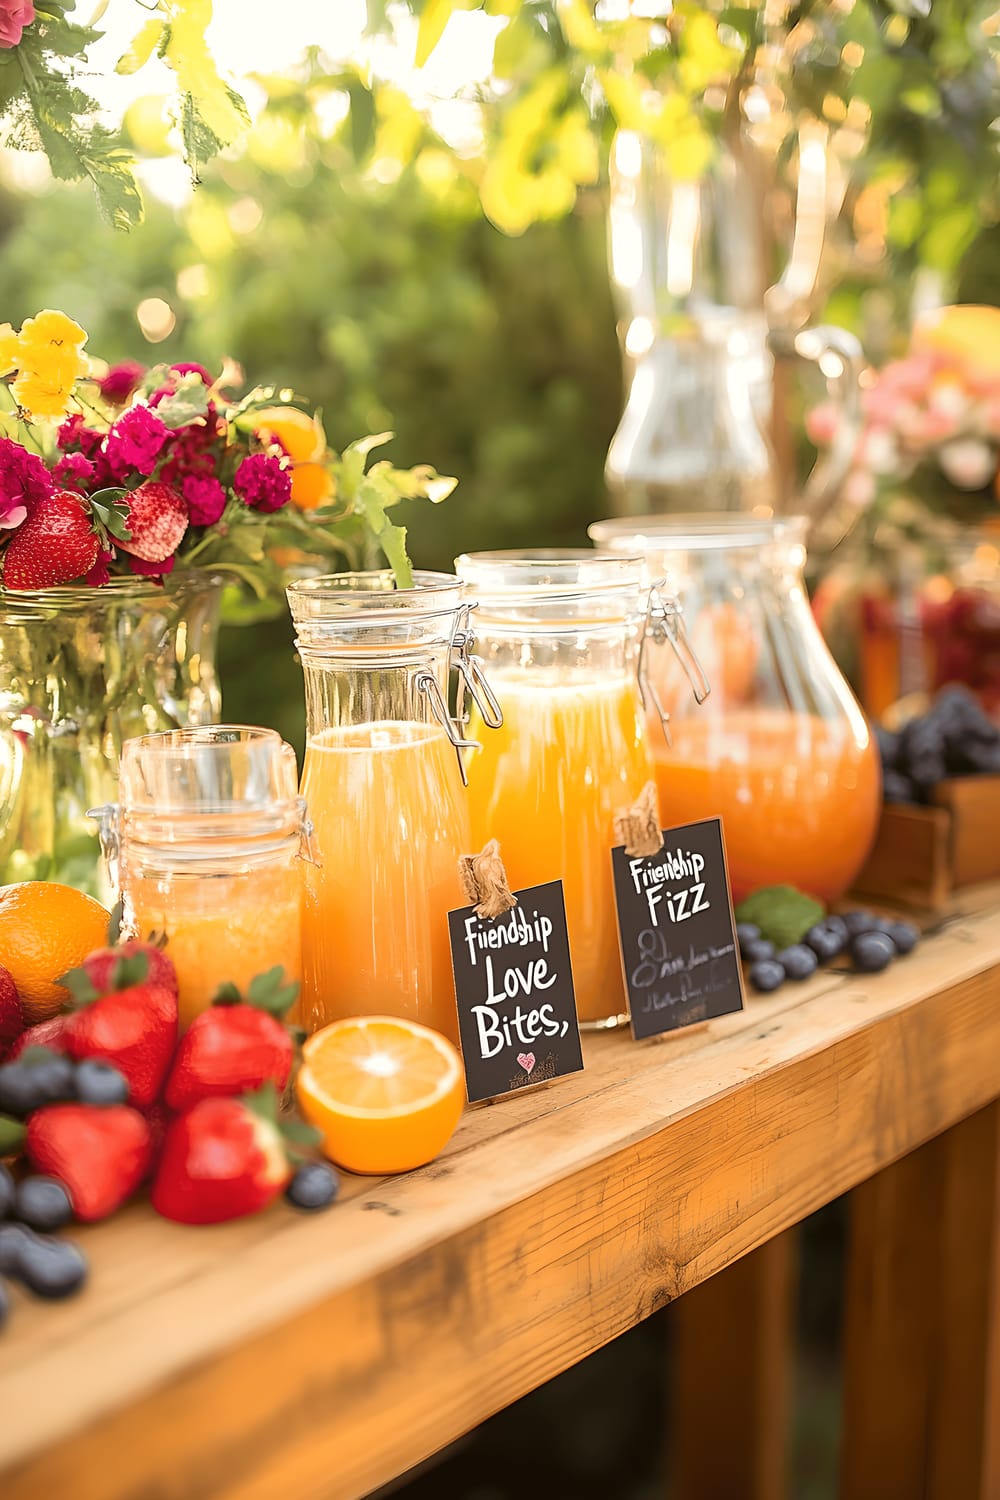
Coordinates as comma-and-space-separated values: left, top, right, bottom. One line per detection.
611, 817, 744, 1040
448, 880, 584, 1103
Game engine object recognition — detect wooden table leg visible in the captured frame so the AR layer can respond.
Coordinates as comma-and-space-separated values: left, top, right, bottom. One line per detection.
672, 1230, 798, 1500
841, 1100, 1000, 1500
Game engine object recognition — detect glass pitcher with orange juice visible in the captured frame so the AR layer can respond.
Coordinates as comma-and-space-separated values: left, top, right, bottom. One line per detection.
454, 551, 707, 1028
589, 517, 881, 905
286, 572, 502, 1045
95, 726, 308, 1030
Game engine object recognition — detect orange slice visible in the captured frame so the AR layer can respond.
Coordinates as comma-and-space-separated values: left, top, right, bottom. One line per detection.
296, 1016, 465, 1175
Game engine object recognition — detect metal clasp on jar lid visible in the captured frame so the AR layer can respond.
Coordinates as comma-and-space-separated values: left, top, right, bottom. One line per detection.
638, 583, 711, 745
88, 802, 122, 891
296, 796, 320, 867
415, 668, 481, 786
452, 603, 504, 733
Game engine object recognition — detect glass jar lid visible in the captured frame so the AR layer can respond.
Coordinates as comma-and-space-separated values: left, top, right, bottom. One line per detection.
454, 549, 650, 629
287, 570, 469, 655
588, 514, 807, 554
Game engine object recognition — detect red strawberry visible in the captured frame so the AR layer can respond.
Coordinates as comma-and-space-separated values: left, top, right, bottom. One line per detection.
151, 1086, 292, 1225
117, 480, 187, 563
3, 489, 99, 589
26, 1104, 153, 1221
164, 966, 298, 1112
0, 965, 23, 1051
8, 1014, 72, 1061
62, 951, 177, 1109
82, 939, 178, 1000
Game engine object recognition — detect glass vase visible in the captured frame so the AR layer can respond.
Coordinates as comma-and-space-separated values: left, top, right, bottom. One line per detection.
0, 573, 223, 897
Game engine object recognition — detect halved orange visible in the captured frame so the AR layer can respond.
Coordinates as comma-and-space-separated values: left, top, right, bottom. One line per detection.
296, 1016, 464, 1175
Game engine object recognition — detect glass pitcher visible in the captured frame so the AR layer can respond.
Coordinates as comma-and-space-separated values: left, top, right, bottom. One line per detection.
454, 551, 707, 1028
94, 725, 307, 1030
589, 518, 881, 906
286, 571, 500, 1044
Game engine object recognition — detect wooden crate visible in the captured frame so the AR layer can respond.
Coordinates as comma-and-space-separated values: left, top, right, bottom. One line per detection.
854, 775, 1000, 909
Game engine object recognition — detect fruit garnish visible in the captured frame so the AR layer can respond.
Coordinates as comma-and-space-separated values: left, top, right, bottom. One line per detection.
0, 882, 109, 1024
151, 1082, 296, 1225
14, 1176, 73, 1233
0, 1048, 76, 1117
164, 965, 300, 1112
7, 1014, 72, 1061
78, 937, 178, 1002
8, 1228, 88, 1300
115, 479, 188, 563
26, 1104, 153, 1222
74, 1059, 129, 1107
849, 931, 896, 974
285, 1161, 340, 1212
0, 966, 23, 1051
776, 944, 819, 981
2, 489, 100, 589
62, 952, 177, 1110
296, 1016, 464, 1176
733, 886, 826, 952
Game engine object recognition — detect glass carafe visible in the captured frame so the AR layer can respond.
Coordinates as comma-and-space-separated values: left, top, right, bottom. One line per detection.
96, 725, 307, 1030
454, 551, 707, 1028
589, 518, 881, 906
287, 571, 499, 1044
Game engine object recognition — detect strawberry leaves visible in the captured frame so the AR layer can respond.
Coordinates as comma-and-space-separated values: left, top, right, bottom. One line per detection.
212, 965, 300, 1020
60, 950, 150, 1006
89, 488, 132, 546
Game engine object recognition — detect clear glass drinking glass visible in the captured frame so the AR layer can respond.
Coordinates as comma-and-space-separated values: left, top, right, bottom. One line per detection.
95, 725, 307, 1030
287, 571, 500, 1044
454, 550, 706, 1028
589, 516, 881, 905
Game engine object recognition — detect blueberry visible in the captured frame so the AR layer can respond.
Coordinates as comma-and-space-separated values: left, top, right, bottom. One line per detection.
14, 1177, 73, 1233
74, 1060, 129, 1108
0, 1275, 8, 1330
842, 910, 879, 937
16, 1230, 87, 1300
804, 923, 845, 962
749, 959, 785, 994
850, 931, 896, 974
736, 922, 761, 956
0, 1162, 14, 1218
743, 938, 776, 964
285, 1162, 340, 1212
875, 725, 901, 771
883, 920, 920, 956
883, 770, 918, 805
777, 944, 819, 981
0, 1053, 74, 1116
0, 1222, 30, 1276
824, 914, 849, 945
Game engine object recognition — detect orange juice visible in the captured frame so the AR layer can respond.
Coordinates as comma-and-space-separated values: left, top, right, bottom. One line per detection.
466, 675, 652, 1023
651, 709, 881, 905
299, 722, 468, 1044
128, 860, 302, 1030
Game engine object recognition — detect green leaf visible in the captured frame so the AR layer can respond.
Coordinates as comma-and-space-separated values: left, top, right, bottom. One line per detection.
117, 17, 166, 77
112, 952, 150, 990
246, 964, 301, 1019
0, 1114, 26, 1157
415, 0, 456, 68
354, 474, 413, 588
58, 964, 99, 1006
212, 981, 243, 1006
155, 381, 210, 429
90, 488, 132, 542
347, 79, 375, 164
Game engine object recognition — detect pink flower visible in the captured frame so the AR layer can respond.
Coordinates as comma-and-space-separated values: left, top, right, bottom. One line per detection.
57, 413, 104, 460
104, 404, 169, 478
84, 550, 114, 588
52, 452, 97, 492
170, 362, 214, 385
129, 553, 175, 579
233, 452, 291, 513
0, 436, 52, 525
98, 360, 145, 406
0, 0, 35, 48
181, 473, 227, 526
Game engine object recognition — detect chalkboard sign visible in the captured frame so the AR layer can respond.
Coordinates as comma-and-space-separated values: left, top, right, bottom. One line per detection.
611, 817, 744, 1040
448, 880, 584, 1103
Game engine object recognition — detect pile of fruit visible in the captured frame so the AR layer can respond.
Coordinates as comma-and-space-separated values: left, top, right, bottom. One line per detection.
734, 885, 920, 995
878, 686, 1000, 806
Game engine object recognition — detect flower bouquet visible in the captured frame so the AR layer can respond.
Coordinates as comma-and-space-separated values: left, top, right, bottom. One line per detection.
809, 305, 1000, 722
0, 308, 455, 890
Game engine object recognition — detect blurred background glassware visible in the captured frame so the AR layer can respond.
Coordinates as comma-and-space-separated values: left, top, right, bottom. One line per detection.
97, 724, 307, 1030
0, 574, 223, 899
454, 550, 707, 1028
604, 117, 863, 538
589, 516, 881, 905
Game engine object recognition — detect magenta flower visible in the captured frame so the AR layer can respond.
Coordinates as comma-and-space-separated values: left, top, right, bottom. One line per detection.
84, 550, 114, 589
181, 473, 227, 526
52, 452, 97, 493
233, 452, 291, 513
129, 553, 175, 579
0, 0, 35, 48
170, 362, 214, 385
57, 413, 105, 460
98, 360, 145, 406
0, 436, 52, 527
104, 404, 169, 478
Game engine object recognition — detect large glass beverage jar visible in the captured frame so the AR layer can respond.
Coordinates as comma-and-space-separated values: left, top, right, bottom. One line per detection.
454, 551, 703, 1028
98, 726, 307, 1030
589, 517, 881, 905
287, 572, 496, 1044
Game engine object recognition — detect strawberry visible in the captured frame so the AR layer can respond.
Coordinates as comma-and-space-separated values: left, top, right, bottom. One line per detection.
151, 1085, 293, 1225
164, 966, 299, 1112
117, 480, 187, 563
26, 1104, 153, 1221
8, 1014, 72, 1061
61, 951, 178, 1109
0, 965, 23, 1052
82, 938, 178, 1000
3, 489, 99, 589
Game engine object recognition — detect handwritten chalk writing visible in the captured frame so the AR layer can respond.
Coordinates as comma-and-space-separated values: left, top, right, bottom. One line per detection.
643, 879, 710, 926
463, 907, 553, 966
472, 1001, 569, 1058
484, 953, 556, 1004
627, 848, 705, 892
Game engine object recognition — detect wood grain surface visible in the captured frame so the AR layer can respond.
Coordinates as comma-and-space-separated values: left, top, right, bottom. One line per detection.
2, 893, 1000, 1500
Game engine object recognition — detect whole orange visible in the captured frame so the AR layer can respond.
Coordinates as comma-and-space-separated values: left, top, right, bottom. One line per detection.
0, 881, 109, 1022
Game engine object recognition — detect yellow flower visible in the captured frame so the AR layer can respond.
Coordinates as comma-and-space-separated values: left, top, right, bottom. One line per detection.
17, 309, 87, 354
6, 309, 90, 421
17, 346, 88, 389
11, 370, 79, 421
0, 323, 18, 378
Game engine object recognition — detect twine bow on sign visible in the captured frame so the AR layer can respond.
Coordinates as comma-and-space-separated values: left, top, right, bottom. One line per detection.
459, 839, 518, 920
614, 780, 664, 859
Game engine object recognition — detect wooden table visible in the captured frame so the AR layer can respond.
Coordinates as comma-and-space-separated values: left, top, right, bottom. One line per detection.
2, 894, 1000, 1500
